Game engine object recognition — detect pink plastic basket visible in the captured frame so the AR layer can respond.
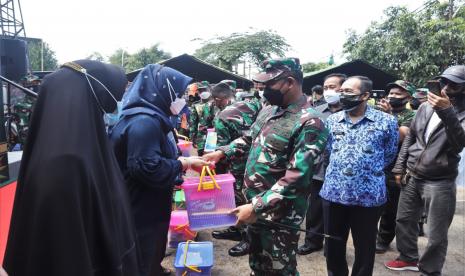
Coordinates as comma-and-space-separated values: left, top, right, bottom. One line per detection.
168, 210, 197, 248
182, 167, 237, 231
177, 139, 193, 157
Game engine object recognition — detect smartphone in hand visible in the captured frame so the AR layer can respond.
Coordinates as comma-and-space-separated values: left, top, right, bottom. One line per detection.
426, 80, 442, 96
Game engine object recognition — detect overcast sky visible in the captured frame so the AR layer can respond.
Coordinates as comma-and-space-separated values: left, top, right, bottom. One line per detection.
20, 0, 426, 65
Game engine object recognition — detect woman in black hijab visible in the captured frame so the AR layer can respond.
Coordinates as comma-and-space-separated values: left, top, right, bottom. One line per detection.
110, 64, 209, 276
3, 60, 139, 276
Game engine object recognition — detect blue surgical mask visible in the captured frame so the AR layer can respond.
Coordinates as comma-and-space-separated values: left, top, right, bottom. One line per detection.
103, 101, 123, 128
62, 62, 121, 133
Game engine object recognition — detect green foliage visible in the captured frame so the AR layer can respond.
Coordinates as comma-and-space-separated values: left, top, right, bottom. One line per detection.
27, 40, 58, 71
108, 44, 171, 72
194, 30, 290, 71
86, 52, 105, 62
343, 0, 465, 86
126, 44, 171, 72
302, 62, 332, 73
108, 48, 127, 68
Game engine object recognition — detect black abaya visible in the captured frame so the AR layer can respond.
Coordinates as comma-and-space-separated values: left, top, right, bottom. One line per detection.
3, 60, 139, 276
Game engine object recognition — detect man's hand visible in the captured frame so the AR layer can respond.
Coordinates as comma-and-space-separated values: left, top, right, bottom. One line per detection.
179, 157, 212, 173
394, 174, 403, 187
376, 98, 392, 114
428, 90, 451, 110
202, 150, 225, 164
230, 203, 257, 226
188, 157, 211, 173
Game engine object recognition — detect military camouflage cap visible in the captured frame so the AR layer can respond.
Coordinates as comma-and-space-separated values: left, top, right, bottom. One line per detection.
253, 57, 302, 83
413, 88, 428, 98
197, 80, 210, 88
219, 79, 237, 90
212, 80, 236, 97
386, 80, 416, 96
197, 81, 211, 92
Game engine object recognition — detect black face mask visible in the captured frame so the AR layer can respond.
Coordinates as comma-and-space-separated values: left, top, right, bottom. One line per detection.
388, 97, 409, 108
340, 93, 364, 111
410, 98, 421, 110
448, 92, 465, 107
263, 87, 284, 106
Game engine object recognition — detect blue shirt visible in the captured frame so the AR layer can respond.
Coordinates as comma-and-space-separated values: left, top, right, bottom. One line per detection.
320, 106, 399, 207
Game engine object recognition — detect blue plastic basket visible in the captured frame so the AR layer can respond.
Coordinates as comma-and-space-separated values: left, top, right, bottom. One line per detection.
174, 241, 214, 276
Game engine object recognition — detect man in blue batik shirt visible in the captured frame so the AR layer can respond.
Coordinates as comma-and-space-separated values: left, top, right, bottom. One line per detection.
320, 76, 398, 276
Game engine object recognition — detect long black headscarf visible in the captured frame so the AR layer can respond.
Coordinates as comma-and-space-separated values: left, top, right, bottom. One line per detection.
4, 60, 139, 276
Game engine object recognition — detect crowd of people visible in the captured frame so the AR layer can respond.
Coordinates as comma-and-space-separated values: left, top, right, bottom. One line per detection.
1, 57, 464, 276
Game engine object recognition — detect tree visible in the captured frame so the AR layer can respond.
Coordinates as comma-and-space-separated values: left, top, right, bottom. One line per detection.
302, 62, 332, 73
86, 51, 105, 62
27, 40, 58, 71
194, 30, 290, 71
126, 44, 171, 72
108, 44, 171, 72
343, 0, 465, 86
108, 48, 129, 68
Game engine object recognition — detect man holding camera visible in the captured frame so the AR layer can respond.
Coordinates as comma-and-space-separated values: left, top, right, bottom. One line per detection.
386, 65, 465, 275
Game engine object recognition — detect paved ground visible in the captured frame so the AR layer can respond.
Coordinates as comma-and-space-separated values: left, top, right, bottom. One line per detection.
163, 187, 465, 276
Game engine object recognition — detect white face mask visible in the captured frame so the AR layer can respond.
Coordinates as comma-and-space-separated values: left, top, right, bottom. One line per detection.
167, 78, 186, 115
199, 91, 211, 100
323, 89, 340, 105
258, 90, 264, 98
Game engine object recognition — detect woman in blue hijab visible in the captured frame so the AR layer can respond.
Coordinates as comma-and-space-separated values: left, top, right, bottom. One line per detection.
109, 64, 209, 276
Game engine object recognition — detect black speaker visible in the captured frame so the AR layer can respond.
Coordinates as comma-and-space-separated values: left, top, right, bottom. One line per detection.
0, 38, 28, 81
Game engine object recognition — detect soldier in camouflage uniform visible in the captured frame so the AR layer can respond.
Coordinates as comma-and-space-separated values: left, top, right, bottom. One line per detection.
13, 96, 35, 147
410, 88, 428, 110
211, 93, 263, 256
190, 80, 235, 155
375, 80, 417, 253
189, 81, 212, 155
215, 95, 262, 198
203, 58, 328, 275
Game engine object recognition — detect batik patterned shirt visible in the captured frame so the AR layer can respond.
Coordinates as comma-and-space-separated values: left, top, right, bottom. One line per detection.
320, 106, 399, 207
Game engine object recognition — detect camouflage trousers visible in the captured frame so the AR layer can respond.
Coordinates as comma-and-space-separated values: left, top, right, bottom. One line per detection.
232, 174, 247, 206
193, 135, 207, 156
247, 223, 300, 276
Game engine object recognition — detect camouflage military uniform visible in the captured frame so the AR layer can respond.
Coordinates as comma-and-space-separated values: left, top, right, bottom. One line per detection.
377, 80, 417, 247
214, 97, 262, 204
189, 101, 212, 154
394, 108, 415, 128
14, 95, 35, 147
219, 96, 328, 275
190, 100, 227, 155
384, 107, 415, 178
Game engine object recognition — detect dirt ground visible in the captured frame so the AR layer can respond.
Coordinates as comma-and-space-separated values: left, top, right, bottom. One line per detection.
163, 187, 465, 276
